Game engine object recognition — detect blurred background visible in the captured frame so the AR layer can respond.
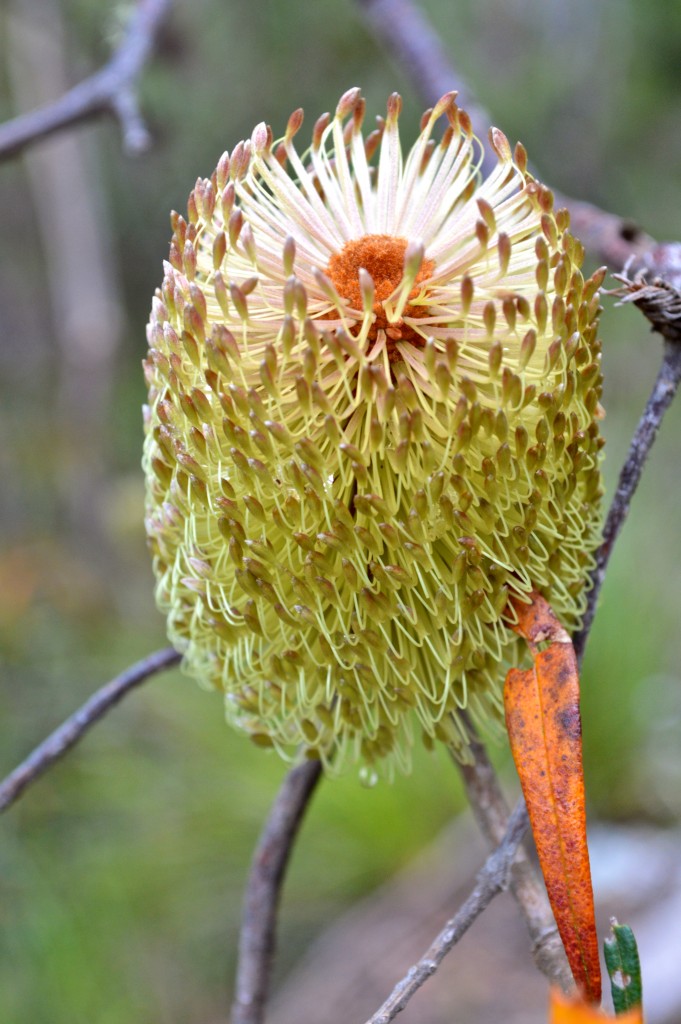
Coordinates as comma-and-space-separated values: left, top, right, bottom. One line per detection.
1, 1, 681, 1022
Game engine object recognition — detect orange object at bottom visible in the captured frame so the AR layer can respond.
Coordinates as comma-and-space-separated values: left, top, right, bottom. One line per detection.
550, 987, 643, 1023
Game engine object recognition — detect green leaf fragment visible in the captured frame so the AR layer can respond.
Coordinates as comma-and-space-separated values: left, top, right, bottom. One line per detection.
604, 920, 643, 1014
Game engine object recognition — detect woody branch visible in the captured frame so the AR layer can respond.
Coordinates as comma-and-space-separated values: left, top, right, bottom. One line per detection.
0, 0, 172, 160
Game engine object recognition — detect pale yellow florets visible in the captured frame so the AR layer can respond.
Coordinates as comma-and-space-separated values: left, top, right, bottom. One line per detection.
143, 89, 604, 777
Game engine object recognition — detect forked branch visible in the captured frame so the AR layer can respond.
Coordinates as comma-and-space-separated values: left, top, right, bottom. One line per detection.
457, 727, 573, 992
363, 798, 529, 1024
0, 0, 172, 160
350, 1, 681, 1018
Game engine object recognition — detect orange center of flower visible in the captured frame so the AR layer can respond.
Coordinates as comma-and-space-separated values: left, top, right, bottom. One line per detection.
326, 234, 435, 362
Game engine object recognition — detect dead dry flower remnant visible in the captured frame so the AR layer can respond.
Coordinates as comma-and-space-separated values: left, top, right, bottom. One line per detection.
143, 88, 604, 778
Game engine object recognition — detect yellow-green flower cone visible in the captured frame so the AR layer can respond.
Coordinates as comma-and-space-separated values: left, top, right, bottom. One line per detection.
143, 90, 604, 777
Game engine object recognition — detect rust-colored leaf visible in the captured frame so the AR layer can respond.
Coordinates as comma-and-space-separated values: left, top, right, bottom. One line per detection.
550, 987, 643, 1023
505, 592, 601, 1003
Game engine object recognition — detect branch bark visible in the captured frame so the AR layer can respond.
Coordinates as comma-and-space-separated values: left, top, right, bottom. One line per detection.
0, 0, 172, 160
232, 759, 323, 1024
456, 729, 573, 992
575, 278, 681, 658
363, 798, 529, 1024
0, 646, 180, 813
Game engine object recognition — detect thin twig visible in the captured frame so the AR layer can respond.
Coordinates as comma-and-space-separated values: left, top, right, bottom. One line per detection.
232, 759, 323, 1024
576, 335, 681, 657
0, 0, 172, 160
456, 728, 573, 992
363, 798, 529, 1024
0, 646, 180, 814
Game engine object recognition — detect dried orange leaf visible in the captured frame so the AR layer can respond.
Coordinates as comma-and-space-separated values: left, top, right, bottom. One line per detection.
550, 987, 643, 1023
506, 592, 601, 1003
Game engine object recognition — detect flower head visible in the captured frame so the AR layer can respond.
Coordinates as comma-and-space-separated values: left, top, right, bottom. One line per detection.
143, 89, 604, 777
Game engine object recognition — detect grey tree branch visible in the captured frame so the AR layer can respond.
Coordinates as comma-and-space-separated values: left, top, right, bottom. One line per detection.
363, 798, 529, 1024
0, 0, 172, 160
575, 274, 681, 659
232, 758, 323, 1024
456, 730, 573, 992
0, 646, 180, 813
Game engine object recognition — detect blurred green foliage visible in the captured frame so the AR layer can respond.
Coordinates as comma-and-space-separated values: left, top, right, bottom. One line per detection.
1, 0, 681, 1020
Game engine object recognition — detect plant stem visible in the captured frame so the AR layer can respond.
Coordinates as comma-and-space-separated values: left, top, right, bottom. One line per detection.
232, 759, 323, 1024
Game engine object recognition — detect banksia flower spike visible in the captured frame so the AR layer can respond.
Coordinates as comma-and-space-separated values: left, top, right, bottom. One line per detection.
143, 89, 604, 778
